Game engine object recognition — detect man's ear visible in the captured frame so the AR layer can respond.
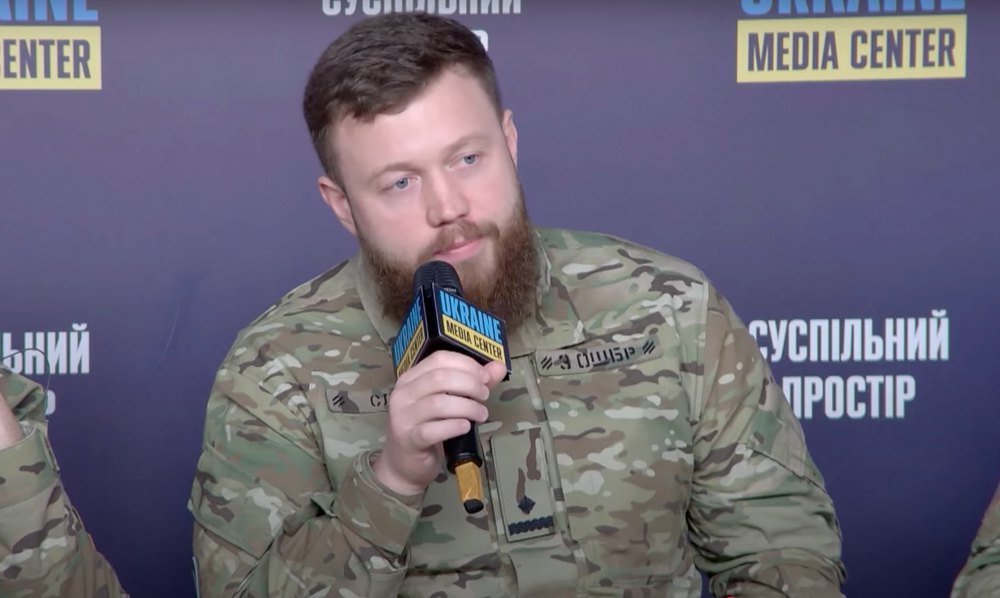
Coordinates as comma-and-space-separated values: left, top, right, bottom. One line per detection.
502, 109, 518, 167
318, 175, 357, 236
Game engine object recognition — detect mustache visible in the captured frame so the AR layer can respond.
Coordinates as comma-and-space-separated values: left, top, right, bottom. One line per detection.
421, 219, 500, 261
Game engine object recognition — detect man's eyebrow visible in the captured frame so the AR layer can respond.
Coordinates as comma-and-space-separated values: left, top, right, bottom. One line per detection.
440, 133, 490, 157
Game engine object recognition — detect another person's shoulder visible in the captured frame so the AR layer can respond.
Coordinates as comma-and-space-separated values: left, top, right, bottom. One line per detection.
0, 366, 40, 403
539, 227, 711, 317
220, 259, 377, 371
0, 366, 46, 423
952, 482, 1000, 597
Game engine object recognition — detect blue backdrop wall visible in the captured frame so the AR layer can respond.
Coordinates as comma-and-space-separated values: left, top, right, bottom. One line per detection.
1, 1, 997, 596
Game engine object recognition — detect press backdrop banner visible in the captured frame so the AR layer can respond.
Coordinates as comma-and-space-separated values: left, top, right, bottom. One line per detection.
1, 2, 997, 596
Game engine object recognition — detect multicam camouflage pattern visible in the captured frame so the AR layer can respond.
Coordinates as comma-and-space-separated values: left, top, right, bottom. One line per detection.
952, 482, 1000, 598
189, 227, 845, 597
0, 366, 126, 597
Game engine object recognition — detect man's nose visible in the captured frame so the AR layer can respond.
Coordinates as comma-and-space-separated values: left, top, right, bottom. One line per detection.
425, 172, 470, 227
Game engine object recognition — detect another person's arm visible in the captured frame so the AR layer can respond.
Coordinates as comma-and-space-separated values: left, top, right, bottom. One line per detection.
686, 286, 846, 597
0, 368, 127, 597
951, 483, 1000, 598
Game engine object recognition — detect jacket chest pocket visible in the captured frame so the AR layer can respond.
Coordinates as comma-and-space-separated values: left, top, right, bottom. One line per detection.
316, 389, 392, 481
536, 362, 695, 589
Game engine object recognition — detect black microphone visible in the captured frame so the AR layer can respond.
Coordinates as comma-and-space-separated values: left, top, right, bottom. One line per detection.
390, 260, 511, 514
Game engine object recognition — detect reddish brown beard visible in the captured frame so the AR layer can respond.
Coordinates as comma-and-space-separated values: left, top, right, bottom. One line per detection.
360, 194, 538, 332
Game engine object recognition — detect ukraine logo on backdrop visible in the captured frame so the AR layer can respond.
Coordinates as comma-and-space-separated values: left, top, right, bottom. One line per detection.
0, 0, 101, 90
736, 0, 967, 83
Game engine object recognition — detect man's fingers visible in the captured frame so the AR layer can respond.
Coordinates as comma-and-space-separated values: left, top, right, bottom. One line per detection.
403, 369, 490, 405
410, 418, 472, 449
396, 351, 485, 385
417, 393, 488, 423
483, 360, 507, 387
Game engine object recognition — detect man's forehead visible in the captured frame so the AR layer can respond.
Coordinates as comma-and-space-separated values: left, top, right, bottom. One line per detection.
333, 68, 494, 134
333, 78, 501, 174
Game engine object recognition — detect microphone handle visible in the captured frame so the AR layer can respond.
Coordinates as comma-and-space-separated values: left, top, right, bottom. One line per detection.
443, 418, 485, 514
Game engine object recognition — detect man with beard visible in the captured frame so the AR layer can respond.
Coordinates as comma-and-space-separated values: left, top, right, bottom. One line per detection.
189, 13, 845, 597
0, 366, 126, 597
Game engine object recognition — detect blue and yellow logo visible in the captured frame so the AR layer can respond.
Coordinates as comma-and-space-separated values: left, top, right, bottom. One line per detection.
436, 286, 508, 366
736, 0, 967, 83
392, 293, 428, 378
1, 0, 101, 90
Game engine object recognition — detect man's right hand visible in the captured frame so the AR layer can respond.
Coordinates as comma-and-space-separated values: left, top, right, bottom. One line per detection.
372, 351, 507, 496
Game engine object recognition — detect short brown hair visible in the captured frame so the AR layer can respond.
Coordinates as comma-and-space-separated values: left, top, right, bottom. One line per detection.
302, 13, 502, 185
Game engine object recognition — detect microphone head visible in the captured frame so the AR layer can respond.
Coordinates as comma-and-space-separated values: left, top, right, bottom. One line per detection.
414, 260, 464, 296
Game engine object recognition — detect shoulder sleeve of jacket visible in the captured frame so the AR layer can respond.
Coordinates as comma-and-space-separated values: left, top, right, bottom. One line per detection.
0, 372, 127, 597
189, 360, 422, 598
951, 482, 1000, 598
1, 366, 46, 425
684, 284, 846, 598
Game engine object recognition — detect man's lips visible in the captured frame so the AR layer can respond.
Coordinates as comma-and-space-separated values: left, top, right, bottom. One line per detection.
434, 237, 482, 260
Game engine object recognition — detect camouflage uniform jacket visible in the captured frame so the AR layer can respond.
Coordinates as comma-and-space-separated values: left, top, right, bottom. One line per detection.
0, 366, 127, 597
951, 482, 1000, 598
190, 227, 845, 597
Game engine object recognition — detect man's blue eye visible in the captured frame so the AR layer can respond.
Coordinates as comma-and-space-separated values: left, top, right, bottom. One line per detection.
463, 154, 478, 165
393, 178, 409, 190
